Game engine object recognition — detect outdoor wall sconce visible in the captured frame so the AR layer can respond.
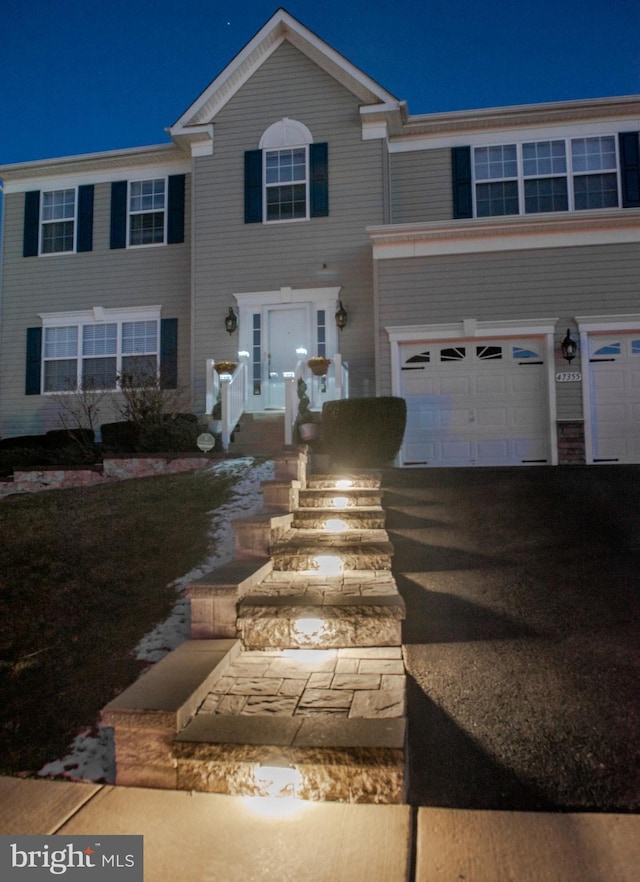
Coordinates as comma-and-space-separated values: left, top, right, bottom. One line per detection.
225, 307, 238, 335
561, 329, 578, 363
335, 301, 348, 331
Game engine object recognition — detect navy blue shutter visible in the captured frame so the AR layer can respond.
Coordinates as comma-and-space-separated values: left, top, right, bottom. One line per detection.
167, 174, 185, 243
160, 318, 178, 389
452, 146, 473, 219
110, 181, 128, 249
25, 327, 42, 395
77, 184, 94, 252
309, 142, 329, 217
23, 191, 40, 257
619, 132, 640, 208
244, 150, 263, 223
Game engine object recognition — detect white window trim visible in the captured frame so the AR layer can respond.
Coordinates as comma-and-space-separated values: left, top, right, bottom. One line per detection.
262, 144, 310, 224
39, 186, 77, 256
471, 134, 621, 217
385, 317, 559, 466
39, 306, 161, 393
127, 177, 168, 248
258, 118, 314, 224
576, 313, 640, 464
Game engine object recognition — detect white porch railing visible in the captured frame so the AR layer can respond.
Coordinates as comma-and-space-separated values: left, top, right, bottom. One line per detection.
205, 358, 248, 450
206, 354, 347, 449
285, 353, 349, 445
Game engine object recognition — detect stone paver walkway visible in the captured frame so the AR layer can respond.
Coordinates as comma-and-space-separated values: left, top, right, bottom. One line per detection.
197, 647, 405, 718
104, 457, 407, 803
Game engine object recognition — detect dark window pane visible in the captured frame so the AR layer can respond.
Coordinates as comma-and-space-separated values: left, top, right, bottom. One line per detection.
82, 357, 117, 389
524, 178, 568, 213
476, 181, 519, 216
574, 173, 618, 209
266, 184, 307, 220
44, 359, 77, 392
41, 220, 74, 253
130, 212, 165, 245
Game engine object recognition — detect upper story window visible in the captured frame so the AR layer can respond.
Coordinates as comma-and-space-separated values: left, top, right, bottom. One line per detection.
110, 175, 185, 250
41, 189, 76, 253
265, 147, 308, 221
129, 178, 166, 245
471, 134, 620, 217
245, 118, 328, 224
453, 131, 640, 219
24, 185, 95, 257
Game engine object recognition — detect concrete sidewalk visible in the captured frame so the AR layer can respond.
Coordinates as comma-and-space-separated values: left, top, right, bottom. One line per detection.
1, 776, 637, 881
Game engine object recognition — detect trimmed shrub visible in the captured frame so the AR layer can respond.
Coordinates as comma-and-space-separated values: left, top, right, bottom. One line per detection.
137, 414, 199, 453
100, 414, 199, 453
0, 447, 50, 476
321, 397, 407, 467
0, 435, 46, 451
0, 444, 98, 477
44, 428, 95, 449
100, 421, 141, 452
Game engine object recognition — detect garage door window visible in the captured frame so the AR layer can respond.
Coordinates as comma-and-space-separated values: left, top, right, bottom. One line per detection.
441, 346, 466, 361
477, 345, 502, 360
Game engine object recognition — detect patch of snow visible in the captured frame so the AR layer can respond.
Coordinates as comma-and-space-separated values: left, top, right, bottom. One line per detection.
38, 457, 274, 784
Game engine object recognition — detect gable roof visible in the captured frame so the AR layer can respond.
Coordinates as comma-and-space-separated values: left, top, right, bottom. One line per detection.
168, 8, 400, 149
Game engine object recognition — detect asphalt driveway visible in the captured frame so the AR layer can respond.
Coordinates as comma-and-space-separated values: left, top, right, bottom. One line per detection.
382, 465, 640, 812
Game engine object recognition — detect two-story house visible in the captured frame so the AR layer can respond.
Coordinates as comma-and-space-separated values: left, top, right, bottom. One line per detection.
1, 8, 639, 467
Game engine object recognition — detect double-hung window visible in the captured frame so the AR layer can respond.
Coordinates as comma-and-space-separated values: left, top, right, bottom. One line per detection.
571, 136, 618, 209
470, 135, 621, 217
474, 145, 519, 216
244, 118, 328, 224
522, 140, 569, 213
41, 188, 76, 253
264, 147, 308, 221
129, 179, 166, 245
42, 318, 160, 392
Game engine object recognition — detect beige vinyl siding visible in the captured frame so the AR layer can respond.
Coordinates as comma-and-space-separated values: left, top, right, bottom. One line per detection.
190, 41, 386, 405
0, 178, 191, 438
390, 149, 452, 224
375, 242, 640, 420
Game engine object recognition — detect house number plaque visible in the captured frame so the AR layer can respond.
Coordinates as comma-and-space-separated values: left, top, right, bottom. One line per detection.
555, 372, 582, 383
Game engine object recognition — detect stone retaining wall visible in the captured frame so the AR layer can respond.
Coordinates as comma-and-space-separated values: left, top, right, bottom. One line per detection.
0, 455, 220, 499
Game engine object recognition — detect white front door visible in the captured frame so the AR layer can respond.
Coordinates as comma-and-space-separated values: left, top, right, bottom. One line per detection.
265, 305, 310, 408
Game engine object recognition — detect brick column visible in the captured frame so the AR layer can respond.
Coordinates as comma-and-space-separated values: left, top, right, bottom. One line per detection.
557, 421, 586, 465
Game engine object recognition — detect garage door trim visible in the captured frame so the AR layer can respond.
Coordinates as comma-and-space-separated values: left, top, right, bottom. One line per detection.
386, 318, 559, 467
577, 313, 640, 464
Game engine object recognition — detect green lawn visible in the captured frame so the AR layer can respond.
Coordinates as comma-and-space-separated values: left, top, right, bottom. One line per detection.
0, 468, 236, 776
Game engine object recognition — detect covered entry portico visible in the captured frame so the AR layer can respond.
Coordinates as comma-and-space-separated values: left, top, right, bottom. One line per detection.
234, 286, 342, 412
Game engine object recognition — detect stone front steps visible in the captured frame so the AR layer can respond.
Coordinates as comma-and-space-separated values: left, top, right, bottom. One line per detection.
103, 451, 407, 804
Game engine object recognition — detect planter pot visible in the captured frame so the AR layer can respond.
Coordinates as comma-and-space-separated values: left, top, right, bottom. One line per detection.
214, 361, 237, 375
208, 419, 223, 435
307, 358, 331, 377
298, 422, 319, 441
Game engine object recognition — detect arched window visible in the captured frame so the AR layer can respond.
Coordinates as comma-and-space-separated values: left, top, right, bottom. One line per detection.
245, 119, 328, 223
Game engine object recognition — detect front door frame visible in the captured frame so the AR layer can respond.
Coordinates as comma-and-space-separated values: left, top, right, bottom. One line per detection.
234, 286, 342, 412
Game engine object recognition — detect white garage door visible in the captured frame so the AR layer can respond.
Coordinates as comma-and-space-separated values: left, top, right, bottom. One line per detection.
400, 339, 550, 467
589, 334, 640, 463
